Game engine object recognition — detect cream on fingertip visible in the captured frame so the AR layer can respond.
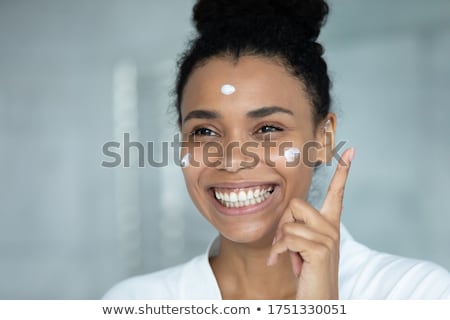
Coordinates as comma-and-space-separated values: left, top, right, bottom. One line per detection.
348, 148, 356, 163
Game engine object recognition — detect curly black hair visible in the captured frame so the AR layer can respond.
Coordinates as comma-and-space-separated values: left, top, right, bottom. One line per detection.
175, 0, 330, 128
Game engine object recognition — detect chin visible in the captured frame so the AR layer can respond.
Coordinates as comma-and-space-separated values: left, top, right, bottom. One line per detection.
219, 224, 276, 246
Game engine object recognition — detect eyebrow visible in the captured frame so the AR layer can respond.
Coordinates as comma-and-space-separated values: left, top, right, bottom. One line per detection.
246, 106, 294, 118
182, 106, 293, 123
183, 110, 221, 123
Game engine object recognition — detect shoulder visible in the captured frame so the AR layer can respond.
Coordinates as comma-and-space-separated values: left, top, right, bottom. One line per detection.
103, 254, 220, 299
340, 228, 450, 299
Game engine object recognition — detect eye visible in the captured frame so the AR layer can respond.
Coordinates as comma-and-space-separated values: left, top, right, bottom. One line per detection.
190, 127, 218, 136
256, 124, 283, 134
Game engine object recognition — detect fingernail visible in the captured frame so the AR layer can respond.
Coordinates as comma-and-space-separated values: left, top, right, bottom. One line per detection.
272, 236, 277, 245
348, 148, 355, 163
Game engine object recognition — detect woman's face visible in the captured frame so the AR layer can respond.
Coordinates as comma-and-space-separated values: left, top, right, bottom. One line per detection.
180, 56, 329, 244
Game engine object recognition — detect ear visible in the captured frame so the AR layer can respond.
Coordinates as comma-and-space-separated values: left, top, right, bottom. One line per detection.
315, 113, 336, 165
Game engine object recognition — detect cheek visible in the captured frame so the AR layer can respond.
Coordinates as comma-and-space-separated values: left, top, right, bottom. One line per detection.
270, 145, 314, 199
180, 146, 214, 203
180, 148, 199, 195
267, 144, 302, 167
181, 163, 210, 217
180, 153, 191, 168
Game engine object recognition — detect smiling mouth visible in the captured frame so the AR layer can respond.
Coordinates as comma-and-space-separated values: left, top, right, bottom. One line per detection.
211, 185, 275, 208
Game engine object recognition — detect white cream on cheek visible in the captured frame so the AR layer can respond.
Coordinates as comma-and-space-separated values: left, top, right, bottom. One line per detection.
283, 147, 301, 163
260, 146, 301, 166
181, 153, 191, 168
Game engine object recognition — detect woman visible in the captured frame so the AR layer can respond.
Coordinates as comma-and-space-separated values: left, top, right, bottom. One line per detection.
104, 0, 450, 299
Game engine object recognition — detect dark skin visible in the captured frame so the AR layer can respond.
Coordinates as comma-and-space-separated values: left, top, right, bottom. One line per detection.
180, 56, 354, 299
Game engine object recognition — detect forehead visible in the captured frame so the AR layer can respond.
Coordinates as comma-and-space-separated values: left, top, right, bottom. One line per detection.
181, 56, 312, 118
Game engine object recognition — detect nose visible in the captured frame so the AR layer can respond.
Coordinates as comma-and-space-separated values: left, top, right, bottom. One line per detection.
216, 139, 259, 172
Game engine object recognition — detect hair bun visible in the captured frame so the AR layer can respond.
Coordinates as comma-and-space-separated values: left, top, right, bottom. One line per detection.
193, 0, 329, 42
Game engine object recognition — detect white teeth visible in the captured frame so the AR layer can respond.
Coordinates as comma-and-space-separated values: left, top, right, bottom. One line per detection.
214, 186, 275, 208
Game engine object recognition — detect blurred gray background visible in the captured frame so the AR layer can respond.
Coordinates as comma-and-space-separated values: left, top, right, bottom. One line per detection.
0, 0, 449, 299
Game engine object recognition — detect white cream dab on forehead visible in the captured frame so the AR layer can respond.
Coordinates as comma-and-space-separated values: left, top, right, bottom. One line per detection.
220, 84, 236, 95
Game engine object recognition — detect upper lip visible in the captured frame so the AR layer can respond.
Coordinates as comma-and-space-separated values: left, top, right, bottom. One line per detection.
207, 181, 278, 190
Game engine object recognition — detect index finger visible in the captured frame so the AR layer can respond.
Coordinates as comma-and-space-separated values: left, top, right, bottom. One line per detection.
320, 147, 355, 224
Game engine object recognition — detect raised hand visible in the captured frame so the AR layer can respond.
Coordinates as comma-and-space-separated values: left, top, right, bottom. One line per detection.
267, 148, 355, 299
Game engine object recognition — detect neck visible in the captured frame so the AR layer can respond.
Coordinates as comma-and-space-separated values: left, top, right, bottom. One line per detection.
210, 235, 298, 300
